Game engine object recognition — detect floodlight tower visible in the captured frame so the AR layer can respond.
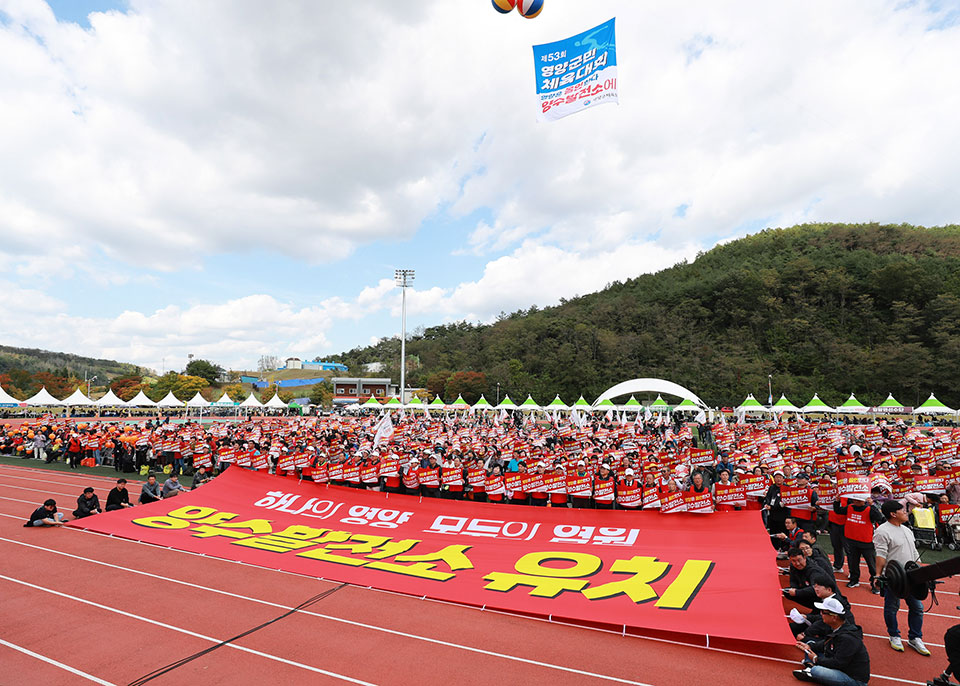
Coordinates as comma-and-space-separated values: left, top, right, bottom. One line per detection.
395, 269, 415, 404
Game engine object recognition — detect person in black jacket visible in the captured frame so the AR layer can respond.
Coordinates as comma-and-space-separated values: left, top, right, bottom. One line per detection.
794, 596, 870, 685
72, 487, 101, 518
105, 479, 132, 511
784, 548, 838, 609
798, 537, 836, 584
791, 575, 855, 643
764, 471, 789, 536
23, 499, 66, 527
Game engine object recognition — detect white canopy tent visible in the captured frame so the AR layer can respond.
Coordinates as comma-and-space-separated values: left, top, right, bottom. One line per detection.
61, 389, 94, 406
593, 378, 708, 409
156, 391, 185, 408
264, 393, 287, 409
126, 390, 157, 407
186, 392, 210, 408
0, 385, 21, 406
95, 389, 127, 407
239, 393, 263, 408
212, 392, 236, 407
25, 387, 63, 406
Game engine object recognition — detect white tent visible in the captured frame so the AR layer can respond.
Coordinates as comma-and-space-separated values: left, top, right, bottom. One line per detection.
95, 389, 127, 407
0, 385, 21, 406
264, 393, 287, 409
594, 378, 707, 409
25, 387, 63, 406
212, 392, 235, 407
156, 391, 184, 408
239, 393, 263, 408
126, 390, 157, 407
61, 388, 94, 406
186, 392, 210, 408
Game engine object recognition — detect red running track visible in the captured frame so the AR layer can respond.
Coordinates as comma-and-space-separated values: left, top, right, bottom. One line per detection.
0, 463, 952, 685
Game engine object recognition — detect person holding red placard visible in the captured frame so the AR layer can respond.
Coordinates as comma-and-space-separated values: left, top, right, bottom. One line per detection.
592, 463, 616, 510
833, 496, 883, 590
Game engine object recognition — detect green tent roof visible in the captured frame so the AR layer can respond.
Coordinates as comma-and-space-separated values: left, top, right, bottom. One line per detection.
472, 395, 493, 409
914, 394, 956, 414
572, 396, 591, 407
876, 393, 905, 410
495, 395, 517, 409
382, 396, 403, 407
771, 394, 801, 413
362, 396, 382, 407
449, 395, 470, 409
546, 395, 569, 410
622, 395, 642, 408
836, 394, 869, 414
675, 398, 698, 408
594, 398, 616, 409
406, 396, 423, 405
649, 394, 669, 408
736, 394, 770, 413
800, 394, 834, 413
518, 395, 541, 411
429, 397, 446, 407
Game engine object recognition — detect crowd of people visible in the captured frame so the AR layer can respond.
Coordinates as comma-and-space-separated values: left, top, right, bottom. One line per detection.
10, 410, 960, 685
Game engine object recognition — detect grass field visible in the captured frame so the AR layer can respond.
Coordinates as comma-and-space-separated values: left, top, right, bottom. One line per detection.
0, 455, 198, 488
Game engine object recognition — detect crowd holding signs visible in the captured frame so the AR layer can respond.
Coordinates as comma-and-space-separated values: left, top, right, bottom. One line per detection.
6, 412, 960, 520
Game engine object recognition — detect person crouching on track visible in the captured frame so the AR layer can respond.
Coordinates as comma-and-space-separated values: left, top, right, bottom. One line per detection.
793, 597, 870, 685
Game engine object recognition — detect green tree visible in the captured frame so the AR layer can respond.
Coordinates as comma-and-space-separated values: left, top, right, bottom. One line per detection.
444, 371, 488, 404
184, 359, 224, 385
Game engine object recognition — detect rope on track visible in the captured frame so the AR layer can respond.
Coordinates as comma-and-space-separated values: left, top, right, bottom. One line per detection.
126, 582, 349, 685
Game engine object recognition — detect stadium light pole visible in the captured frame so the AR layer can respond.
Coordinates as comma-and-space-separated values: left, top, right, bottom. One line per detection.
395, 269, 415, 404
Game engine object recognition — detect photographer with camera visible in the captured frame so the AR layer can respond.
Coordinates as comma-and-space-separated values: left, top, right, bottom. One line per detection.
875, 499, 929, 656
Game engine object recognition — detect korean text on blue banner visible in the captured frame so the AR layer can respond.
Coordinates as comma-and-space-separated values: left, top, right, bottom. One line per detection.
532, 18, 618, 122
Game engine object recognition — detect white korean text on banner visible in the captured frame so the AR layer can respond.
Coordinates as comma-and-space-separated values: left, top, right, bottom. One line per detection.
533, 18, 618, 122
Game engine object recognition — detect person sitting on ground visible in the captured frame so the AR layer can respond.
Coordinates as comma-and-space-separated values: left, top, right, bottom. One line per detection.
139, 474, 162, 504
24, 499, 66, 527
106, 478, 132, 511
73, 487, 101, 519
192, 465, 213, 488
162, 472, 189, 498
793, 597, 870, 685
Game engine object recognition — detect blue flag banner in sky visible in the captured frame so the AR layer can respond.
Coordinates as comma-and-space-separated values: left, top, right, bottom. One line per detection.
532, 18, 618, 122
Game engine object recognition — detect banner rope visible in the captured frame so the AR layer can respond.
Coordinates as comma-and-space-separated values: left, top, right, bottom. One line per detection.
127, 582, 349, 685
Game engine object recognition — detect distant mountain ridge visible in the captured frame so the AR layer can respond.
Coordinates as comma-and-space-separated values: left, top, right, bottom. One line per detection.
0, 344, 141, 381
330, 223, 960, 408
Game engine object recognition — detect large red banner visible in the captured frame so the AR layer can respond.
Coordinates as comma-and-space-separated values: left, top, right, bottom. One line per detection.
70, 469, 792, 645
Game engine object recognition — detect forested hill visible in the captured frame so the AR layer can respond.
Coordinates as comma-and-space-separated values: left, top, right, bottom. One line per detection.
332, 223, 960, 408
0, 345, 140, 381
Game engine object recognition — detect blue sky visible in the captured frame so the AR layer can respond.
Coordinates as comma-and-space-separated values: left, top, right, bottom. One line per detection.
1, 0, 958, 374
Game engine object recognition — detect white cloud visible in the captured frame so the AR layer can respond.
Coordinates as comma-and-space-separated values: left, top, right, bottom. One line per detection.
1, 0, 959, 363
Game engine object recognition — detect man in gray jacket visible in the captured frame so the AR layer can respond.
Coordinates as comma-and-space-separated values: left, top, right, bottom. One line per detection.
874, 499, 928, 656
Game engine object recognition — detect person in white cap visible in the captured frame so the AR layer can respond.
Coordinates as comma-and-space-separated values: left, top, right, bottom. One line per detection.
793, 596, 870, 685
